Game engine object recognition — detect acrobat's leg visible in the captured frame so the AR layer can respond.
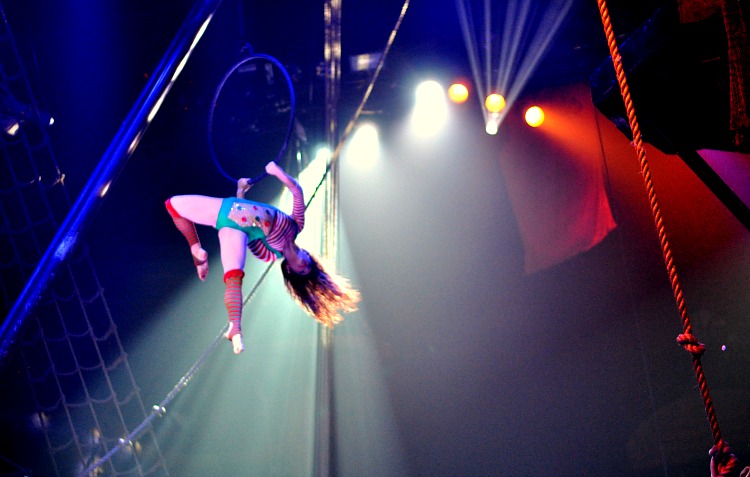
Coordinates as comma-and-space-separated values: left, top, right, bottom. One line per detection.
218, 227, 248, 354
165, 195, 221, 281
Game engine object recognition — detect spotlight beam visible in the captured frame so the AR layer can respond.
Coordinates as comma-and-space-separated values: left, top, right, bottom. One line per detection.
456, 0, 488, 122
497, 0, 574, 107
456, 0, 574, 131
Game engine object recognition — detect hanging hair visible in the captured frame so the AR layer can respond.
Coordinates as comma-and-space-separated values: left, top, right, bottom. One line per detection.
280, 252, 360, 327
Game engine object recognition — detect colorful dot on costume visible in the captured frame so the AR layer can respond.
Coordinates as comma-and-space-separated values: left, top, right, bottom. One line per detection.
241, 217, 247, 222
264, 221, 270, 227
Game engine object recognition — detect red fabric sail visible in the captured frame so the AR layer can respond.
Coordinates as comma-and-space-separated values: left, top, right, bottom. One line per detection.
497, 85, 617, 274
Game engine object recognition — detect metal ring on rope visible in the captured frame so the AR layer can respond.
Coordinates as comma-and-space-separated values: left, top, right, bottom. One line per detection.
207, 53, 296, 183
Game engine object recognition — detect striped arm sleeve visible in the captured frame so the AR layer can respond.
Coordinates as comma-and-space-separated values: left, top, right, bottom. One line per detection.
248, 239, 276, 262
289, 182, 306, 232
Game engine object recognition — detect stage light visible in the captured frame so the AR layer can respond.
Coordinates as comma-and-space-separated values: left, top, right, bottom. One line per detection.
484, 93, 506, 113
314, 146, 331, 163
349, 52, 383, 72
485, 113, 500, 135
448, 83, 469, 104
411, 80, 448, 137
348, 123, 379, 170
415, 80, 444, 103
525, 106, 545, 127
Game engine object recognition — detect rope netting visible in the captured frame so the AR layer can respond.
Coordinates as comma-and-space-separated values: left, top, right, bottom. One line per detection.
595, 0, 741, 474
0, 5, 168, 477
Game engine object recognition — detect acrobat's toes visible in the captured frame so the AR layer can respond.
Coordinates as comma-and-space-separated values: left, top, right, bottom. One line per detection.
231, 334, 244, 354
192, 247, 208, 281
224, 323, 244, 354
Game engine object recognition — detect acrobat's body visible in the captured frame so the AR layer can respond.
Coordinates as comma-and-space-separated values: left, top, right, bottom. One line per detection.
164, 161, 359, 354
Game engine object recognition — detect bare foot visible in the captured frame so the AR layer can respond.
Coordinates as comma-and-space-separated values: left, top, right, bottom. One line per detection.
224, 323, 244, 354
191, 245, 208, 281
230, 334, 244, 354
224, 330, 244, 354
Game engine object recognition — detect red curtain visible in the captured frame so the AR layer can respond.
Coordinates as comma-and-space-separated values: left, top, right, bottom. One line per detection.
496, 85, 617, 274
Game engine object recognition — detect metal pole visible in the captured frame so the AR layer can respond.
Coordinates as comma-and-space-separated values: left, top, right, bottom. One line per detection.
0, 0, 225, 363
316, 1, 341, 476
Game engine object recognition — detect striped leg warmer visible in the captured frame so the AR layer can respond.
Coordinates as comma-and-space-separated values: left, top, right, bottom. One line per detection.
165, 198, 204, 265
224, 269, 245, 340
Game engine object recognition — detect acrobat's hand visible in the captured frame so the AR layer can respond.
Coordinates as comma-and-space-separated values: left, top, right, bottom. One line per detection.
265, 161, 283, 177
236, 178, 253, 198
709, 442, 745, 477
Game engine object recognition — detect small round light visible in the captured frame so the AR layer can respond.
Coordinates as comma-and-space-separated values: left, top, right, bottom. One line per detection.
448, 83, 469, 104
525, 106, 545, 127
484, 93, 506, 113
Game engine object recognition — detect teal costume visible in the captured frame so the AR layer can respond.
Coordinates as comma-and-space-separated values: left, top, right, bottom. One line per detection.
215, 198, 283, 258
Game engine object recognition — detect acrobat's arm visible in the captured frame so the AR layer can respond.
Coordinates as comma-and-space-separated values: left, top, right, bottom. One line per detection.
265, 161, 298, 189
265, 161, 305, 231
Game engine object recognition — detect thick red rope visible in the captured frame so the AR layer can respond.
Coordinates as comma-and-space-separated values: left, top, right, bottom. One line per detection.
595, 1, 739, 474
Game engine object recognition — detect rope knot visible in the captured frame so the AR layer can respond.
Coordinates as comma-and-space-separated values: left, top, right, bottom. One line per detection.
676, 333, 706, 356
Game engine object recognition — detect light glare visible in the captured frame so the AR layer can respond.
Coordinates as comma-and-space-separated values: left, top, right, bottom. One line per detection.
525, 106, 545, 127
485, 93, 506, 113
348, 123, 379, 170
485, 113, 500, 135
448, 83, 469, 104
411, 80, 448, 137
314, 146, 331, 163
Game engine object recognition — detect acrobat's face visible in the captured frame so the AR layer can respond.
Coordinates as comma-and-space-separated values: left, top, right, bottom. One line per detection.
288, 248, 313, 276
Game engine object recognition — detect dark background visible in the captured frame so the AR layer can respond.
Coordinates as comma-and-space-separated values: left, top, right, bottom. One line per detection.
2, 0, 750, 476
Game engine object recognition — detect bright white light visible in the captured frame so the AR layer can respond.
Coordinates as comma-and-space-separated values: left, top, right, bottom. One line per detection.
411, 80, 448, 137
525, 106, 545, 127
485, 112, 500, 135
99, 181, 112, 198
314, 146, 331, 164
5, 121, 19, 136
347, 123, 379, 170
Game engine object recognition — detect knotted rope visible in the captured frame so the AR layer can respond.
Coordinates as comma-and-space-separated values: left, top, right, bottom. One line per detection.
595, 0, 739, 474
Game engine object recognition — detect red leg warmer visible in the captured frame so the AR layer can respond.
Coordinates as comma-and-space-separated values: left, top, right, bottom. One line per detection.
165, 198, 204, 265
224, 269, 245, 340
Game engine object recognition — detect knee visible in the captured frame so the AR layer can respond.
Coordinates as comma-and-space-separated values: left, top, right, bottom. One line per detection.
165, 197, 180, 218
224, 269, 245, 283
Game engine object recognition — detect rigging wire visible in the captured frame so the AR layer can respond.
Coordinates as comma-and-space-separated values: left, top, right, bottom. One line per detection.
306, 0, 411, 209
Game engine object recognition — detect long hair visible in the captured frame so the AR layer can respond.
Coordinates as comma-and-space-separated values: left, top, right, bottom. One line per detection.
280, 252, 360, 327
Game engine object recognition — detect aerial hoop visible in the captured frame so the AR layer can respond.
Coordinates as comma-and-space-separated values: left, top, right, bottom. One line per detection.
208, 54, 296, 183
